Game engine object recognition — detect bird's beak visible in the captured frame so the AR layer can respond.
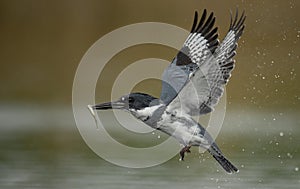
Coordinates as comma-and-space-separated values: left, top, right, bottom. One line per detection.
90, 100, 126, 110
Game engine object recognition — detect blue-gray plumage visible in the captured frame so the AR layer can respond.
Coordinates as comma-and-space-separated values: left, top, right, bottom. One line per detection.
89, 9, 246, 174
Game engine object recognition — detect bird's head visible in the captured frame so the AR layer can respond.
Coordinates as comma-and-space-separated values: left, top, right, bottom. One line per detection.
90, 92, 159, 112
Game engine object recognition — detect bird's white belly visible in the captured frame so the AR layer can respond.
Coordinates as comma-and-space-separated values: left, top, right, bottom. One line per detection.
156, 113, 207, 146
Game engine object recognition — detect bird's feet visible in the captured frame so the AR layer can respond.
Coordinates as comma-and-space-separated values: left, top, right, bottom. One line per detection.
179, 145, 191, 161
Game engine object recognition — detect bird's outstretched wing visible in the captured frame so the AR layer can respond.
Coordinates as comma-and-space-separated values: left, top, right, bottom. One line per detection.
165, 10, 246, 116
160, 9, 219, 105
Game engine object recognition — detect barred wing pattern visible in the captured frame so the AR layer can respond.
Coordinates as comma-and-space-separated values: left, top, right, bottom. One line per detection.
207, 10, 246, 107
166, 10, 246, 116
183, 10, 219, 65
160, 10, 219, 105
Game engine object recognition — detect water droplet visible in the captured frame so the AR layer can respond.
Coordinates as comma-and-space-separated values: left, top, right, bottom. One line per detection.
287, 153, 293, 158
157, 135, 161, 139
295, 167, 299, 171
279, 132, 284, 136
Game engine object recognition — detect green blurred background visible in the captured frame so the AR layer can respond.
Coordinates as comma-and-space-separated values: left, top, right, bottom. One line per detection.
1, 0, 300, 189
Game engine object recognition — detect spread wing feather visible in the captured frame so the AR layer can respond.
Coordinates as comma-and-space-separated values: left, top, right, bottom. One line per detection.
160, 10, 219, 105
166, 9, 246, 116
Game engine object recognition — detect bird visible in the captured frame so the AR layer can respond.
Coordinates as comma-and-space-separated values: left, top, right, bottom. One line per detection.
88, 9, 246, 174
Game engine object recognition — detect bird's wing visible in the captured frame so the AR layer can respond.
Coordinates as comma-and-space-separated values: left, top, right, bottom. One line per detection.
160, 9, 219, 105
166, 10, 246, 116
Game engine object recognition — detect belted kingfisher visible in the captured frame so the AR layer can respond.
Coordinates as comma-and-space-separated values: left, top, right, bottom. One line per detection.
88, 9, 246, 174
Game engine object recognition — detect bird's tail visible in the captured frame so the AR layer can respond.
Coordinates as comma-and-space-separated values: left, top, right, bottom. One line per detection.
208, 145, 239, 174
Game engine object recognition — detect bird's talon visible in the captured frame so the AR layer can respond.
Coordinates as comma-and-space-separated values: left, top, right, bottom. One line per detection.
179, 145, 191, 161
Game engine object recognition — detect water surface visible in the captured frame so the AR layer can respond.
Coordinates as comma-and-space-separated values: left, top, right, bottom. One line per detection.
1, 107, 299, 189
